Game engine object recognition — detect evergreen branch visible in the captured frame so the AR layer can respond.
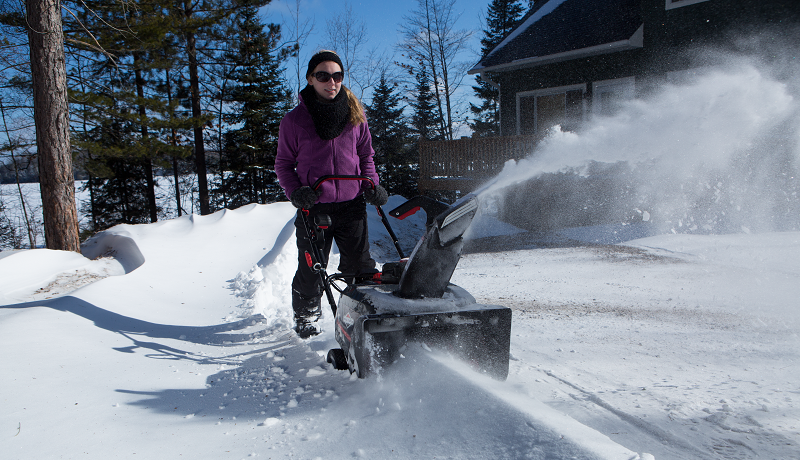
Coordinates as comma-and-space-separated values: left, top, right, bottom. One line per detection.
62, 5, 120, 69
76, 0, 136, 37
64, 37, 119, 64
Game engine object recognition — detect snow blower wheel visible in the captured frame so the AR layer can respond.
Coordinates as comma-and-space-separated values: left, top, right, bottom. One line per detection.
326, 348, 349, 371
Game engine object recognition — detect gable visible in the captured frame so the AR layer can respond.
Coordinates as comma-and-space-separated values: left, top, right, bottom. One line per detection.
471, 0, 643, 74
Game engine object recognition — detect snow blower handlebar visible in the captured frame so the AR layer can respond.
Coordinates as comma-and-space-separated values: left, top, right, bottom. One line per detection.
297, 207, 338, 314
308, 175, 405, 259
388, 196, 450, 226
297, 176, 405, 315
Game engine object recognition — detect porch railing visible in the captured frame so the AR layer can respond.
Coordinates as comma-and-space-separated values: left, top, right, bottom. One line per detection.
418, 135, 537, 192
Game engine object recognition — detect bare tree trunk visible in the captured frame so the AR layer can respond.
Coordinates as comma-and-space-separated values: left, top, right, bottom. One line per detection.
134, 53, 158, 222
26, 0, 80, 251
421, 0, 448, 140
165, 68, 183, 217
171, 156, 182, 216
212, 72, 229, 209
186, 29, 210, 215
87, 174, 97, 230
288, 0, 314, 97
143, 157, 157, 221
182, 2, 211, 216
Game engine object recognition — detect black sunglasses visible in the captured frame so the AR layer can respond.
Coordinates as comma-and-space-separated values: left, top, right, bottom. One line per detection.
313, 71, 344, 83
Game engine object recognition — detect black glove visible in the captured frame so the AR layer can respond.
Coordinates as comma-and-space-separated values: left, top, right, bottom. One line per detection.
290, 186, 319, 209
363, 184, 388, 206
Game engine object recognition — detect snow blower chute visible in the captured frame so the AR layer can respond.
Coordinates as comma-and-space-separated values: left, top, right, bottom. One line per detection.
299, 176, 512, 380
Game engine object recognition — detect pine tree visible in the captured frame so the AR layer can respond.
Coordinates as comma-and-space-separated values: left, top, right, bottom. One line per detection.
77, 113, 154, 229
67, 0, 178, 231
367, 73, 416, 198
0, 197, 19, 250
411, 65, 456, 202
410, 66, 440, 143
469, 0, 525, 137
214, 7, 292, 209
174, 0, 272, 215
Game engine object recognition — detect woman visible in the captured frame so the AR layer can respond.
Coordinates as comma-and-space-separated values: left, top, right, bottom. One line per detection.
275, 50, 388, 339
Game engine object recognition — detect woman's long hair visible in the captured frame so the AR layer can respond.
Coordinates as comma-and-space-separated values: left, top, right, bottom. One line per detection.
343, 86, 366, 127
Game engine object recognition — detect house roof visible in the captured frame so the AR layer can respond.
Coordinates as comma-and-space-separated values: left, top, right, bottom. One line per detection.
469, 0, 643, 74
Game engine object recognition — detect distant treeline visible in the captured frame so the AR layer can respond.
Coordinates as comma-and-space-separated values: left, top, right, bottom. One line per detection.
0, 161, 39, 184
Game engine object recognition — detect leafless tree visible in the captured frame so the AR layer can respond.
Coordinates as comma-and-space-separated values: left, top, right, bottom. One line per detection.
399, 0, 473, 140
324, 2, 376, 100
0, 97, 37, 247
283, 0, 314, 98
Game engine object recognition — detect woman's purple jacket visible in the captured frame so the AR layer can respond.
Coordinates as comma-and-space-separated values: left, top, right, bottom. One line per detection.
275, 97, 379, 204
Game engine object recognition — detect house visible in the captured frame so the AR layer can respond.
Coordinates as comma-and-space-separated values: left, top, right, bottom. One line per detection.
451, 0, 800, 234
468, 0, 799, 139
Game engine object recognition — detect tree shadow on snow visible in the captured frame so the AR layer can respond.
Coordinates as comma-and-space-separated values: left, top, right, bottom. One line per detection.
0, 296, 630, 458
0, 295, 271, 348
116, 333, 344, 423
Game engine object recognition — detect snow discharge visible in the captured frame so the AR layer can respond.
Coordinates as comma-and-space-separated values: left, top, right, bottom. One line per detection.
476, 50, 800, 236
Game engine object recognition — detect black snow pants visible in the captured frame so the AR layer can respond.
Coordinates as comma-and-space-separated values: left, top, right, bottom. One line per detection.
291, 195, 376, 319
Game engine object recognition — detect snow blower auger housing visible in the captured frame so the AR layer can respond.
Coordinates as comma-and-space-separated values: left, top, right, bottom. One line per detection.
305, 176, 512, 381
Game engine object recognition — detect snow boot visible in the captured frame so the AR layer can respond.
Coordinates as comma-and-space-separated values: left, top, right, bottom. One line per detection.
294, 318, 321, 339
292, 290, 322, 339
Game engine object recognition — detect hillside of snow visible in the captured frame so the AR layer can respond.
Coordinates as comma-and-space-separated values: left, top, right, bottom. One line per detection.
1, 199, 798, 459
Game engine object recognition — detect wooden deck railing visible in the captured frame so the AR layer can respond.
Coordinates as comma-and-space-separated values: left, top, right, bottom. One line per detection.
418, 135, 537, 192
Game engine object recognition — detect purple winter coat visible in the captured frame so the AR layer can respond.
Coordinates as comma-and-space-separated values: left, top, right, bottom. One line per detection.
275, 96, 379, 204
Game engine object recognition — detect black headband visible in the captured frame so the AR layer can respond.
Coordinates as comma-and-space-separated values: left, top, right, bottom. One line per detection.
306, 51, 344, 78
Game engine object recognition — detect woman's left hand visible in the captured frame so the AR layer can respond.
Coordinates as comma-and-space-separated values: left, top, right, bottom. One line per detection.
364, 184, 388, 206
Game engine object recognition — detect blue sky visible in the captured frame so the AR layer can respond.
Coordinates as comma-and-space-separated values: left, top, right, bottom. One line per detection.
264, 0, 491, 60
262, 0, 492, 82
261, 0, 496, 134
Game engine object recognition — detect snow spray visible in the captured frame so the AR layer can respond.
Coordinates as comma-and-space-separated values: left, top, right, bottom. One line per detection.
472, 50, 800, 237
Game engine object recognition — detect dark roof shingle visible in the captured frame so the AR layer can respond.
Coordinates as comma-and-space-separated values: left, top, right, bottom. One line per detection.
472, 0, 642, 73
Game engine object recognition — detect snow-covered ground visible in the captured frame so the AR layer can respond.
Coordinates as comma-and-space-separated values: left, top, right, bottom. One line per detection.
3, 55, 800, 459
1, 198, 798, 459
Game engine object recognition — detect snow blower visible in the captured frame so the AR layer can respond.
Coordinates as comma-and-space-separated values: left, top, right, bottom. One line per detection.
298, 176, 512, 380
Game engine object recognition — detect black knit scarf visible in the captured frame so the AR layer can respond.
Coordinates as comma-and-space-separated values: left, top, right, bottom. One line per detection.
300, 85, 350, 140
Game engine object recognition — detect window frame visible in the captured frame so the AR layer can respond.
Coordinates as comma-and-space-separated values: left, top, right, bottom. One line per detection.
665, 0, 711, 11
515, 83, 587, 136
592, 77, 635, 116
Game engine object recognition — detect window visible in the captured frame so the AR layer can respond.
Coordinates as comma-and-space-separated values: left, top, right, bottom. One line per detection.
665, 0, 711, 10
592, 77, 635, 116
516, 84, 586, 136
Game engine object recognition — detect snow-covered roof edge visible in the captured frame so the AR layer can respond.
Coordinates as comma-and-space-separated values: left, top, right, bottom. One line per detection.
470, 0, 569, 74
469, 24, 644, 75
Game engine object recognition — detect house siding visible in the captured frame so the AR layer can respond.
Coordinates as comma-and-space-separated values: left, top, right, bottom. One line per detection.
496, 49, 646, 136
488, 0, 800, 137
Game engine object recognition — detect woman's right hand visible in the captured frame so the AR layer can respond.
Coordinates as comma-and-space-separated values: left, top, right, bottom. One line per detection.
290, 186, 320, 209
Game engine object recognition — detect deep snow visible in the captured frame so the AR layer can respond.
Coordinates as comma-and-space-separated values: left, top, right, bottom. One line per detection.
1, 199, 798, 459
3, 55, 800, 459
